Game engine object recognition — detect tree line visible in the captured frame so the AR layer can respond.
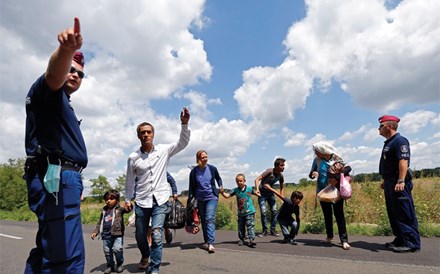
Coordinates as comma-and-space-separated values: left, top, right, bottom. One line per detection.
0, 158, 439, 210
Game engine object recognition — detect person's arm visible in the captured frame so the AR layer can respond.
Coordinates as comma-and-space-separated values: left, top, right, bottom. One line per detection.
295, 207, 301, 235
279, 176, 285, 197
213, 166, 223, 188
254, 175, 262, 195
91, 211, 103, 240
271, 189, 284, 201
395, 159, 408, 192
45, 17, 83, 92
169, 108, 191, 157
167, 172, 178, 196
252, 188, 261, 197
309, 158, 319, 179
220, 191, 231, 198
124, 156, 136, 211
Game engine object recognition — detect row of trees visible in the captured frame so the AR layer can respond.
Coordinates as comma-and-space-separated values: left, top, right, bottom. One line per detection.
1, 158, 439, 210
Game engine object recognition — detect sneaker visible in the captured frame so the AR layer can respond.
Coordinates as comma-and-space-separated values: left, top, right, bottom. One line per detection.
165, 228, 173, 244
104, 266, 112, 274
290, 238, 297, 245
238, 240, 244, 246
208, 244, 215, 253
138, 257, 149, 270
324, 237, 333, 243
249, 240, 257, 248
115, 264, 124, 273
392, 246, 418, 253
342, 242, 351, 250
270, 230, 280, 237
201, 243, 209, 250
258, 231, 268, 238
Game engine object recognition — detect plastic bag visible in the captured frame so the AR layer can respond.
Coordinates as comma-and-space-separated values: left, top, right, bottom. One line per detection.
340, 173, 352, 199
317, 185, 341, 203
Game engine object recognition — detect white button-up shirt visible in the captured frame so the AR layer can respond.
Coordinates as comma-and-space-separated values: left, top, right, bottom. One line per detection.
125, 124, 190, 208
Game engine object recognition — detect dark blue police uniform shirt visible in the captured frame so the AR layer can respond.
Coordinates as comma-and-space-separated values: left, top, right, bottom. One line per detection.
379, 133, 410, 179
25, 74, 88, 167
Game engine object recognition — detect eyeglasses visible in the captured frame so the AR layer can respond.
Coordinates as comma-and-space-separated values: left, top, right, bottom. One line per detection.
69, 67, 85, 79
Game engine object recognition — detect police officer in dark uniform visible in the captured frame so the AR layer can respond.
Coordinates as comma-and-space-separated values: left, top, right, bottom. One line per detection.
24, 18, 88, 273
378, 115, 420, 253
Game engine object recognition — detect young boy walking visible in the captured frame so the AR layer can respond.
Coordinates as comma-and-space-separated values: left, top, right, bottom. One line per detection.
91, 190, 129, 273
273, 190, 303, 245
221, 174, 260, 247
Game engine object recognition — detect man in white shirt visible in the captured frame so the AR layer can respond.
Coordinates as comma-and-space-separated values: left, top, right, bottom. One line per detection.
125, 108, 190, 273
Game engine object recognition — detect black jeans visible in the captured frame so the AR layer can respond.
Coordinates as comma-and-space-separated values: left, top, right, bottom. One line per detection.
320, 199, 348, 243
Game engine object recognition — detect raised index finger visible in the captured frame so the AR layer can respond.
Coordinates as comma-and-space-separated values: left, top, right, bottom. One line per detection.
74, 17, 81, 34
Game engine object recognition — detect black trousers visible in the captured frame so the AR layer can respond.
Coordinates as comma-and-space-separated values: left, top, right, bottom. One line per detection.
320, 199, 348, 243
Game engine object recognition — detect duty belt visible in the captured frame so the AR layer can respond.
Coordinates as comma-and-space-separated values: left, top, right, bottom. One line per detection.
62, 161, 84, 173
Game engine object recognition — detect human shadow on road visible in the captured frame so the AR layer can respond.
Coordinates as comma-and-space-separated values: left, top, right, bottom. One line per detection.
297, 238, 336, 248
178, 242, 204, 250
349, 241, 388, 252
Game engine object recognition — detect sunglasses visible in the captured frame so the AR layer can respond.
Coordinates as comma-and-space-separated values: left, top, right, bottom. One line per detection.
69, 67, 85, 79
379, 124, 386, 129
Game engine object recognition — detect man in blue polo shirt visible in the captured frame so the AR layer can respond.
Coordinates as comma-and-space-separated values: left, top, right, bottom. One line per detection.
24, 17, 88, 273
378, 115, 420, 253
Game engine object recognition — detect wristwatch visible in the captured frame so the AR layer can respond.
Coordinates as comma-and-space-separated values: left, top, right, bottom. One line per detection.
397, 179, 405, 184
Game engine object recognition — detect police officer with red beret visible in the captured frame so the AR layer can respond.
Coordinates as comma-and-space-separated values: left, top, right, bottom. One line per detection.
24, 18, 87, 273
378, 115, 420, 253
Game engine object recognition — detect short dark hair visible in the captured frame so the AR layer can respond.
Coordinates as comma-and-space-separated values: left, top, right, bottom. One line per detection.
274, 158, 286, 167
136, 122, 154, 136
103, 189, 120, 201
290, 191, 303, 200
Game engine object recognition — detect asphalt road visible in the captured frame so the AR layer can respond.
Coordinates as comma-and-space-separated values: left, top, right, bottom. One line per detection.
1, 220, 439, 274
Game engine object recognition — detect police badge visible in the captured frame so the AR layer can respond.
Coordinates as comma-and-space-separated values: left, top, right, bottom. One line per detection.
401, 145, 408, 153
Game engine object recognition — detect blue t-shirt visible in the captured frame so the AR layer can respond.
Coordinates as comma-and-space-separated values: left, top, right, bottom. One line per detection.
25, 75, 88, 167
230, 185, 256, 217
379, 133, 410, 179
195, 166, 216, 201
101, 209, 113, 240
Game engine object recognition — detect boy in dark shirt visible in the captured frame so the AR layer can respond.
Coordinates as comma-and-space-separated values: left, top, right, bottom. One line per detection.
273, 190, 303, 245
91, 190, 129, 273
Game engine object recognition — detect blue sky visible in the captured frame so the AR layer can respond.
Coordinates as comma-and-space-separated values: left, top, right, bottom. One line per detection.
1, 0, 439, 193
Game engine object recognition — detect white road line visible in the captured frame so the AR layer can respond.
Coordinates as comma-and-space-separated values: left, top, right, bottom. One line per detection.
0, 233, 23, 240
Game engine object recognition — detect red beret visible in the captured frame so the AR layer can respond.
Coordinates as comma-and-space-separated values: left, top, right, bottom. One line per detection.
378, 115, 400, 123
73, 51, 85, 68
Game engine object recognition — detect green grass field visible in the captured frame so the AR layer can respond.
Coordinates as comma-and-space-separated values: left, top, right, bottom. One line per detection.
2, 178, 439, 237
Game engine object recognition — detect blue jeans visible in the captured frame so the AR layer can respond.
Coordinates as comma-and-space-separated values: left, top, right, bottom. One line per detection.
103, 236, 124, 268
197, 199, 218, 244
238, 213, 256, 241
278, 218, 298, 239
24, 170, 85, 274
135, 200, 168, 273
258, 194, 278, 232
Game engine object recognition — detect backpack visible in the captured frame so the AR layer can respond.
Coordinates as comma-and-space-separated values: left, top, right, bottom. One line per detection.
164, 199, 187, 229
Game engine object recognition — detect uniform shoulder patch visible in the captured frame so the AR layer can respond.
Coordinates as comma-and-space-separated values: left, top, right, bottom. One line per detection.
400, 145, 409, 153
